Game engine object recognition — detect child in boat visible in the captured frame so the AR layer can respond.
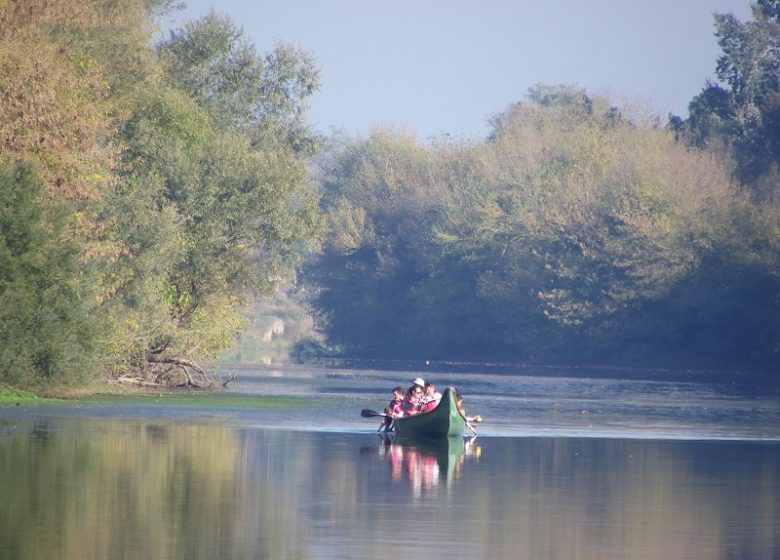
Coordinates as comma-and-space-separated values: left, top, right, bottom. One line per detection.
401, 384, 424, 415
387, 386, 404, 416
421, 382, 442, 412
382, 386, 405, 431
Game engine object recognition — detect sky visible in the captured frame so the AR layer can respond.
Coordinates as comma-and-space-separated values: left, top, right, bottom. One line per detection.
162, 0, 755, 140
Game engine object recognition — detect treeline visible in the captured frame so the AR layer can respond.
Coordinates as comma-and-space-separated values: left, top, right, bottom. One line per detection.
300, 3, 780, 370
0, 0, 322, 388
3, 1, 779, 389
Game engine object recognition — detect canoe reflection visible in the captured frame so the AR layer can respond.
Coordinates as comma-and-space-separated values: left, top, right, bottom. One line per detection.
376, 435, 481, 497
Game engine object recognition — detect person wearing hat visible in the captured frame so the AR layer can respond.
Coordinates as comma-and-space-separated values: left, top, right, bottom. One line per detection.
401, 382, 424, 415
421, 381, 442, 412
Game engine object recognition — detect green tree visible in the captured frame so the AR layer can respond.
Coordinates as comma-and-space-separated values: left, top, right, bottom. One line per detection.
0, 164, 97, 387
157, 12, 321, 155
305, 129, 439, 357
0, 0, 326, 386
97, 12, 323, 379
671, 0, 780, 198
0, 0, 176, 385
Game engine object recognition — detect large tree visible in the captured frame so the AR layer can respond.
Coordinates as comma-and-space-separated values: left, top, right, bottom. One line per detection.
0, 0, 161, 387
0, 164, 97, 387
97, 12, 323, 381
157, 12, 321, 155
671, 0, 780, 199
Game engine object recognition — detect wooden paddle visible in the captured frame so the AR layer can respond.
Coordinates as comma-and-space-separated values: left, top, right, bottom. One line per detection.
362, 408, 396, 433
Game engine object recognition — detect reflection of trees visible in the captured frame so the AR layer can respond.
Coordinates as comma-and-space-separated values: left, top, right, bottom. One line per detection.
453, 438, 780, 559
0, 422, 776, 559
0, 419, 309, 560
353, 436, 778, 559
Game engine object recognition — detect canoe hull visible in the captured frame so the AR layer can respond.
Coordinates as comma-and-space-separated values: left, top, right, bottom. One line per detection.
392, 387, 467, 438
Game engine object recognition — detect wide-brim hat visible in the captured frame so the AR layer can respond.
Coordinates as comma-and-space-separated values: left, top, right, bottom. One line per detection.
411, 377, 425, 387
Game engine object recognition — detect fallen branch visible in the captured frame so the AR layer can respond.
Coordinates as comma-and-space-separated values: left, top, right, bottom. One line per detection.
116, 376, 162, 388
144, 355, 212, 388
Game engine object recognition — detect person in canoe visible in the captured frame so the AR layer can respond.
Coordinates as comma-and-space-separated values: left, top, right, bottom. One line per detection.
381, 386, 405, 431
421, 382, 442, 412
401, 383, 424, 416
455, 390, 482, 435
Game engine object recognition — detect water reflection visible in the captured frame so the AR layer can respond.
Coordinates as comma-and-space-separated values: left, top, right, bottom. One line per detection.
0, 417, 777, 560
0, 418, 310, 560
368, 435, 481, 498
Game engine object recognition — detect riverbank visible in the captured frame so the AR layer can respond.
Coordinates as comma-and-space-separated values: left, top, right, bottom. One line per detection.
0, 384, 316, 410
0, 387, 46, 404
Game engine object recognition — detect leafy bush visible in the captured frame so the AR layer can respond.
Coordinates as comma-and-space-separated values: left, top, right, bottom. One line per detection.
0, 164, 98, 387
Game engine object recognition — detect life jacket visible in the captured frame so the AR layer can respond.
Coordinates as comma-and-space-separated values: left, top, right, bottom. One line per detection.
401, 397, 420, 414
423, 399, 437, 412
388, 398, 404, 416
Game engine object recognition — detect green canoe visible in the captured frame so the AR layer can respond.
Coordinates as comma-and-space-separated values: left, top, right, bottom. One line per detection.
393, 387, 468, 438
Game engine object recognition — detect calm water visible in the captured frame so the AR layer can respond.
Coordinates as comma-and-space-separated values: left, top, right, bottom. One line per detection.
1, 366, 778, 559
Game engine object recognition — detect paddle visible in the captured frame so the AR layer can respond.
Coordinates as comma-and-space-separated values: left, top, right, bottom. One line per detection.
362, 408, 396, 433
464, 415, 482, 436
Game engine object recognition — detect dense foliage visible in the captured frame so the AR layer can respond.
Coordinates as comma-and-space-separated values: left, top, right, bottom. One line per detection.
670, 0, 780, 202
0, 0, 322, 388
1, 0, 778, 388
0, 164, 96, 386
303, 84, 780, 369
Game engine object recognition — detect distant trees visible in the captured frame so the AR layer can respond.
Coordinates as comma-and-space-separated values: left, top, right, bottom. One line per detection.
303, 85, 780, 368
670, 0, 780, 200
0, 1, 322, 388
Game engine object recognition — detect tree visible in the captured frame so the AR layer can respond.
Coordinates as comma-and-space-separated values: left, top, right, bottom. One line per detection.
0, 0, 174, 386
97, 12, 324, 382
0, 164, 97, 387
672, 0, 780, 198
157, 12, 321, 155
305, 129, 443, 357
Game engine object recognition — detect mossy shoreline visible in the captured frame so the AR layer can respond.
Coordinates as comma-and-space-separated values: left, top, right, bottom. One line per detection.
0, 383, 315, 409
0, 387, 44, 403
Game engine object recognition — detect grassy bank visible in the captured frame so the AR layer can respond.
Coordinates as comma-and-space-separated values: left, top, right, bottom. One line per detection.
0, 383, 320, 410
0, 387, 44, 404
76, 392, 316, 409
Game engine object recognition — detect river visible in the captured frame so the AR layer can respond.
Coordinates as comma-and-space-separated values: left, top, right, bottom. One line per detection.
1, 364, 778, 559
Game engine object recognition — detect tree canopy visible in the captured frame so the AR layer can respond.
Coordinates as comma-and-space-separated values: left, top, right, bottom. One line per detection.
1, 0, 778, 389
671, 0, 780, 200
0, 0, 322, 388
303, 86, 780, 369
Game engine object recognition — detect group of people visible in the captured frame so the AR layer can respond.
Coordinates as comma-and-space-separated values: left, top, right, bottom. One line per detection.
380, 376, 482, 434
386, 377, 442, 418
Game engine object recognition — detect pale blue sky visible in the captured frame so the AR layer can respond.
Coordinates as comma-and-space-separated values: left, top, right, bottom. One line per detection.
162, 0, 754, 140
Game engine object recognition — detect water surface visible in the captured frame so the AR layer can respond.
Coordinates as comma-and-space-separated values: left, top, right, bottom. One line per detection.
1, 365, 778, 559
0, 419, 777, 559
